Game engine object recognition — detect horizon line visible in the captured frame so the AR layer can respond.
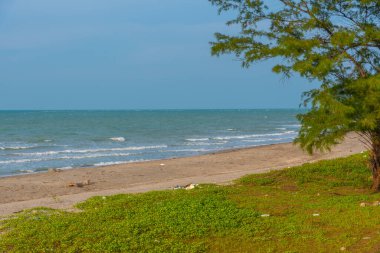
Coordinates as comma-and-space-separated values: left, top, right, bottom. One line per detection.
0, 108, 307, 111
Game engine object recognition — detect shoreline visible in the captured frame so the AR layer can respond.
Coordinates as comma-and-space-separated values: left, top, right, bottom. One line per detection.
0, 140, 292, 179
0, 134, 366, 216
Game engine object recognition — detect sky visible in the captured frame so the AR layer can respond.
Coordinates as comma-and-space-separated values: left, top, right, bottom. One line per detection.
0, 0, 318, 110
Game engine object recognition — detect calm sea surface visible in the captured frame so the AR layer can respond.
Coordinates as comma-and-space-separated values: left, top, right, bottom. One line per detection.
0, 110, 302, 176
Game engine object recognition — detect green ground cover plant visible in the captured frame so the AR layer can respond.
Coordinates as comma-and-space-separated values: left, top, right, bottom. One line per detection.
2, 154, 380, 252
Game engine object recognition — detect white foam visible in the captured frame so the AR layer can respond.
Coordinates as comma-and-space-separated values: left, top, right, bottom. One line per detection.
185, 138, 209, 142
110, 137, 125, 142
0, 152, 133, 164
283, 124, 301, 128
185, 142, 213, 146
93, 161, 128, 166
56, 166, 73, 170
242, 137, 289, 143
57, 152, 132, 160
0, 158, 44, 164
22, 151, 60, 156
168, 148, 210, 152
185, 141, 227, 146
16, 145, 167, 156
93, 159, 146, 167
0, 146, 35, 151
213, 131, 296, 140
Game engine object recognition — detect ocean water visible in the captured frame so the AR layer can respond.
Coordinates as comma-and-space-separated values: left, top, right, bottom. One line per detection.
0, 110, 302, 177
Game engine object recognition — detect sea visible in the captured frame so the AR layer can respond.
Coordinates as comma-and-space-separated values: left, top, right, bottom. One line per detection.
0, 110, 302, 177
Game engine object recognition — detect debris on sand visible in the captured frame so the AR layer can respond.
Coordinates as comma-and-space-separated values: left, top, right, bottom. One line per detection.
173, 183, 198, 190
185, 183, 198, 190
359, 201, 380, 207
67, 179, 91, 188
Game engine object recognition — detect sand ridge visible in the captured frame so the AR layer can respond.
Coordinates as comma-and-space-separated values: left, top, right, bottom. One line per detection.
0, 134, 365, 216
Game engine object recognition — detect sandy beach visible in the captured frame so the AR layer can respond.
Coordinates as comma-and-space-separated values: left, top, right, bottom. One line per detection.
0, 134, 366, 216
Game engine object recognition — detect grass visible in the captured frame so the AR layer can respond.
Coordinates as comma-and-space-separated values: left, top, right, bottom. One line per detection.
2, 153, 380, 252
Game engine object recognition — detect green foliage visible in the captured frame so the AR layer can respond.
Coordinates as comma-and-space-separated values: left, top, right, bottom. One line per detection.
209, 0, 380, 153
2, 154, 380, 252
296, 74, 380, 153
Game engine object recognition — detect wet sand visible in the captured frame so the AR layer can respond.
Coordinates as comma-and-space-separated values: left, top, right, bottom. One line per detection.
0, 134, 366, 216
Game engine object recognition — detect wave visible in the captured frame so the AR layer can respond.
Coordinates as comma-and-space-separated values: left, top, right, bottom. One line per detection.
0, 158, 44, 164
241, 137, 290, 143
185, 141, 228, 146
213, 131, 297, 140
93, 159, 146, 167
0, 146, 36, 151
57, 152, 132, 160
185, 142, 215, 146
283, 124, 301, 128
15, 145, 167, 156
56, 166, 73, 170
34, 166, 73, 172
0, 152, 133, 164
110, 137, 125, 142
185, 138, 209, 142
93, 161, 128, 167
167, 148, 210, 152
16, 169, 34, 174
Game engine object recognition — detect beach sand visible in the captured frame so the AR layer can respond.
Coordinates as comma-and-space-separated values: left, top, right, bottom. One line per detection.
0, 133, 366, 216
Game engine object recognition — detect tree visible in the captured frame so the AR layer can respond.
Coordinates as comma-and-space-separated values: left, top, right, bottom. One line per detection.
209, 0, 380, 190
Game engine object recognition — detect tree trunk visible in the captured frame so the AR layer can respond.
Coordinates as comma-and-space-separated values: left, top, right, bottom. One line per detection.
370, 131, 380, 192
372, 169, 380, 192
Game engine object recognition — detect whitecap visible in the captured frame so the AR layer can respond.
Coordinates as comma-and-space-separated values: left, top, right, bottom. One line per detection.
16, 145, 167, 156
93, 159, 146, 167
93, 161, 128, 167
185, 142, 213, 146
166, 148, 210, 152
55, 166, 73, 170
110, 137, 126, 142
185, 141, 227, 146
283, 124, 301, 128
0, 158, 44, 164
54, 152, 133, 160
213, 131, 297, 140
0, 146, 36, 151
242, 137, 289, 143
185, 138, 209, 142
0, 152, 133, 164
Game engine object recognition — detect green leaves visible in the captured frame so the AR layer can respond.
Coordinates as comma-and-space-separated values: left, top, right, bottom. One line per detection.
210, 0, 380, 153
295, 88, 354, 154
295, 74, 380, 153
331, 31, 356, 47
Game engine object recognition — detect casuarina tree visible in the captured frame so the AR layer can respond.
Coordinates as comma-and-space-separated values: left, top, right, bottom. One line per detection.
209, 0, 380, 190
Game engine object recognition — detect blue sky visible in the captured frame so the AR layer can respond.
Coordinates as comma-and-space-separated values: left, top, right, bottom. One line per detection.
0, 0, 317, 110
